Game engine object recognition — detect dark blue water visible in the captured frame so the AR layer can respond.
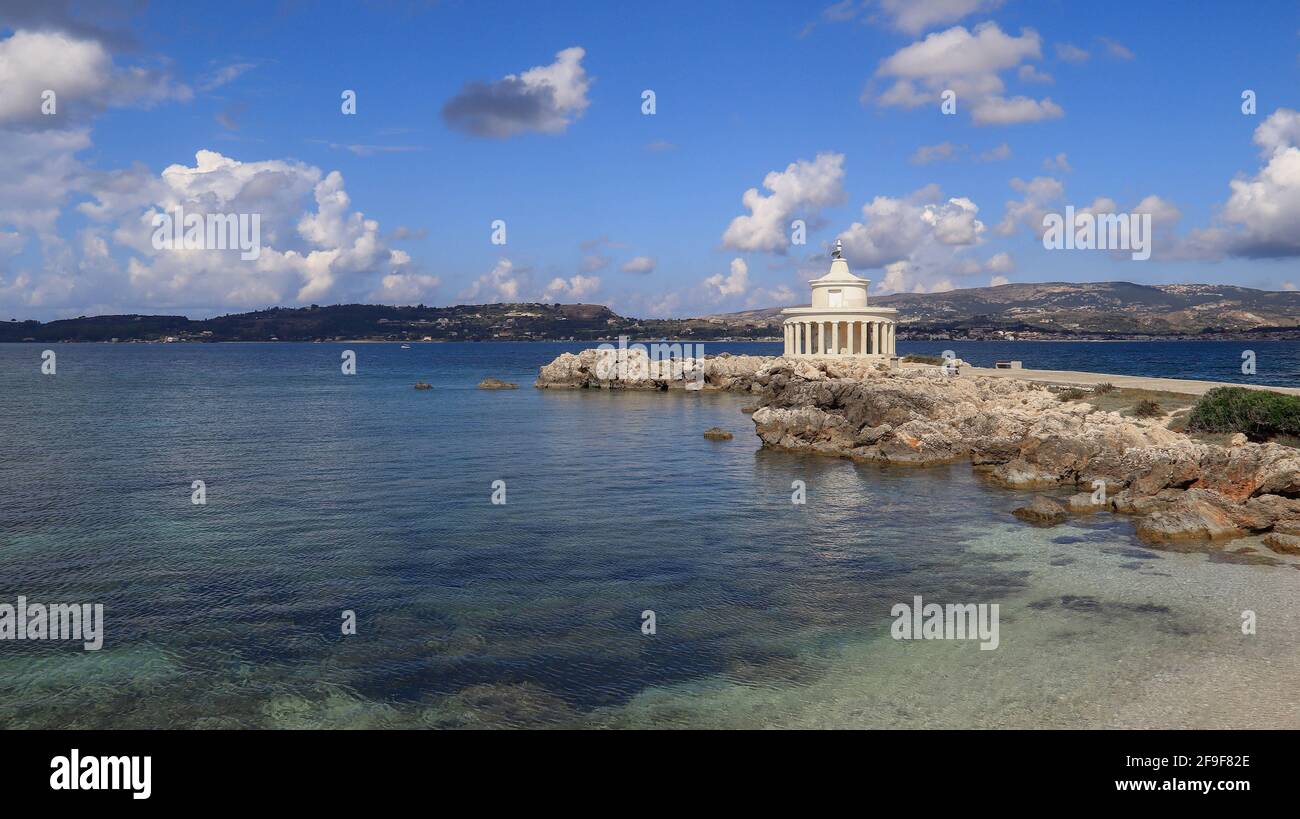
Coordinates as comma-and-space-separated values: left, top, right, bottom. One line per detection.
1, 341, 1297, 729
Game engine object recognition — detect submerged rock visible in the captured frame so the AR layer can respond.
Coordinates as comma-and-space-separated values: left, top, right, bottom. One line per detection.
414, 381, 432, 390
478, 378, 518, 390
703, 427, 733, 441
1013, 496, 1069, 525
1262, 533, 1300, 555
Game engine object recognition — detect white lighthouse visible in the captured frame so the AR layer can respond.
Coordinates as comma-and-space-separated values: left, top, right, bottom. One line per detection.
781, 240, 898, 357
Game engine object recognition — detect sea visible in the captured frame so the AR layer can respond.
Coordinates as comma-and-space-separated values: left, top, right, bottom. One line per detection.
1, 339, 1297, 729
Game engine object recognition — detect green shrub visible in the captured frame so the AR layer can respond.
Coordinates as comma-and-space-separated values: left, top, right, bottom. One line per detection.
1056, 387, 1087, 401
902, 354, 945, 365
1093, 382, 1116, 394
1186, 387, 1300, 440
1132, 399, 1164, 418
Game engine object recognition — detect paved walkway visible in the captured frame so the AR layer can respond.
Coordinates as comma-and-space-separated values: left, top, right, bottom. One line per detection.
960, 365, 1300, 396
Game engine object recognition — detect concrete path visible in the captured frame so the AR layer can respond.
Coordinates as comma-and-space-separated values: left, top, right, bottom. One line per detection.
960, 365, 1300, 396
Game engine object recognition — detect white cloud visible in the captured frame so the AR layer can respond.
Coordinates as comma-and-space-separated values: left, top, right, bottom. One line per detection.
979, 142, 1012, 161
986, 251, 1014, 273
873, 23, 1062, 126
703, 257, 750, 298
1174, 109, 1300, 260
463, 258, 526, 302
81, 150, 400, 309
370, 271, 441, 305
441, 46, 591, 138
721, 152, 845, 253
1055, 43, 1089, 63
839, 186, 986, 270
580, 253, 610, 272
972, 95, 1063, 126
832, 186, 990, 293
1043, 152, 1072, 173
0, 30, 189, 128
989, 274, 1010, 287
545, 273, 602, 301
198, 62, 256, 92
911, 141, 964, 164
1099, 37, 1135, 60
621, 255, 656, 274
995, 175, 1065, 236
1018, 64, 1053, 83
875, 259, 957, 294
875, 0, 1005, 35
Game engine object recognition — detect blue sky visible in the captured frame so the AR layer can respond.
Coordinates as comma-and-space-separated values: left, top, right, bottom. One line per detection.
1, 0, 1299, 319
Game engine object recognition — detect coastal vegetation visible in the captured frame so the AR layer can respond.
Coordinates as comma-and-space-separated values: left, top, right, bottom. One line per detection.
1187, 387, 1300, 440
1132, 399, 1164, 418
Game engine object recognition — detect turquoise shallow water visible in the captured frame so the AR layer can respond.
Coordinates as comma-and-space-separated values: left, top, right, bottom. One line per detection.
1, 341, 1298, 728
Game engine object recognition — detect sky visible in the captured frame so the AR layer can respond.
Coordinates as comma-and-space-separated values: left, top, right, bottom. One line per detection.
1, 0, 1299, 321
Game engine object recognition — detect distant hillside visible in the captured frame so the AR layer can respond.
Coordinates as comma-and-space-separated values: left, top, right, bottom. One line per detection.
4, 282, 1298, 343
711, 282, 1300, 337
0, 301, 775, 343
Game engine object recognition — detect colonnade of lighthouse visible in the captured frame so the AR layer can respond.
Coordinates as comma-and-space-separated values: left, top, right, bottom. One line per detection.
782, 318, 895, 356
780, 239, 898, 358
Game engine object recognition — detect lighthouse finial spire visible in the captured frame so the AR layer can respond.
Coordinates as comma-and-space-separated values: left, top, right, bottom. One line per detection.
832, 238, 843, 260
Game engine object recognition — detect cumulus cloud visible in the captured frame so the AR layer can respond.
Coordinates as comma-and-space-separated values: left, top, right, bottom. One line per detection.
838, 186, 986, 268
1196, 108, 1300, 258
0, 29, 190, 129
989, 274, 1010, 287
441, 46, 591, 138
995, 175, 1065, 236
986, 251, 1014, 274
77, 150, 404, 309
703, 258, 750, 298
545, 273, 601, 301
832, 186, 990, 293
370, 271, 441, 305
462, 258, 526, 302
721, 152, 845, 253
872, 23, 1062, 126
621, 255, 656, 274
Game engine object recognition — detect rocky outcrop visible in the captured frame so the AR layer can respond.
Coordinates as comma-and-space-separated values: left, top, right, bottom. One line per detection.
1013, 496, 1068, 525
745, 360, 1300, 550
1263, 533, 1300, 555
703, 427, 733, 441
536, 351, 1300, 551
535, 348, 784, 392
478, 378, 518, 390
